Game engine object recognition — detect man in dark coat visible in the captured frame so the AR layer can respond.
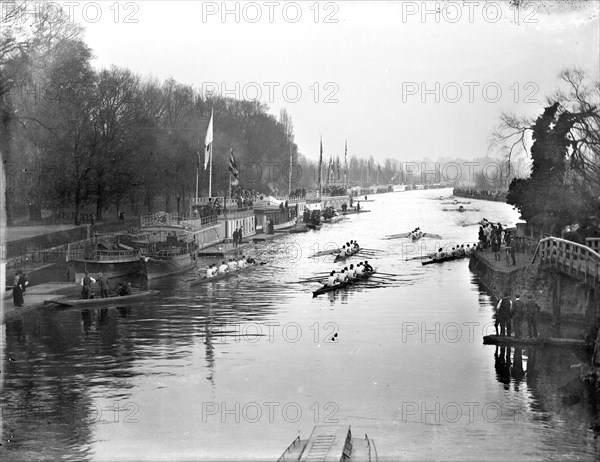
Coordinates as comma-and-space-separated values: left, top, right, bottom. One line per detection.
525, 294, 539, 338
495, 292, 512, 336
511, 294, 525, 337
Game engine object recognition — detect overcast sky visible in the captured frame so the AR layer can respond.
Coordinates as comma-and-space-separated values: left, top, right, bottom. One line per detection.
77, 1, 599, 164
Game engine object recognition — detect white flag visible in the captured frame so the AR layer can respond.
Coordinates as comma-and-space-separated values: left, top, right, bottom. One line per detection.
204, 110, 213, 169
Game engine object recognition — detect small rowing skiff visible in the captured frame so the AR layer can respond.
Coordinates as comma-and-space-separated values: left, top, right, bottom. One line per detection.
312, 269, 375, 297
421, 254, 469, 265
46, 290, 155, 307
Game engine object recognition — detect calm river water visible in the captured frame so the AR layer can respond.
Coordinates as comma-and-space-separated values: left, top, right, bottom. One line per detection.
2, 188, 599, 461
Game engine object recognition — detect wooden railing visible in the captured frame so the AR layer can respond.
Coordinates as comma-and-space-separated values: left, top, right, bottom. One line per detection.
538, 237, 600, 286
586, 238, 600, 254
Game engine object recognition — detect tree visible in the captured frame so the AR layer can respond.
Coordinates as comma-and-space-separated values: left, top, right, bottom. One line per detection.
493, 69, 600, 231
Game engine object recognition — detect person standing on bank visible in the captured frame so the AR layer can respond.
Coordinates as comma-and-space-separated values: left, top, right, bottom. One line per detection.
511, 294, 525, 337
81, 271, 96, 299
525, 294, 539, 338
12, 270, 25, 307
495, 292, 513, 336
97, 272, 109, 298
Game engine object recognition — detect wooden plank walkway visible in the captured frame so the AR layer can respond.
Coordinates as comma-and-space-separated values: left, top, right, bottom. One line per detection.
483, 334, 585, 348
2, 283, 80, 323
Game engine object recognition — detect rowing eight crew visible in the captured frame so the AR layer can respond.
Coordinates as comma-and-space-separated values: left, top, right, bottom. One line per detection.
433, 244, 477, 260
337, 240, 360, 258
326, 261, 373, 287
410, 228, 422, 239
206, 256, 257, 277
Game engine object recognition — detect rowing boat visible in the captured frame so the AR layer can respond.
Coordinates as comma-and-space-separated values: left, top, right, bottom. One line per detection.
384, 232, 442, 240
46, 290, 155, 307
333, 248, 362, 262
421, 254, 469, 265
193, 262, 263, 284
312, 268, 375, 297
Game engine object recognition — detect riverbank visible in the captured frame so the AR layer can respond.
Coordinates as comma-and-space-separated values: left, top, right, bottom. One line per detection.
469, 249, 596, 339
1, 282, 80, 323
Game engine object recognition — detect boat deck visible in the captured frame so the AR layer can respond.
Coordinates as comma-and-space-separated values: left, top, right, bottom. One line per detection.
279, 425, 377, 462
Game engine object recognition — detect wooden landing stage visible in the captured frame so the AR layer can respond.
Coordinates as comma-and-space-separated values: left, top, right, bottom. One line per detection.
483, 335, 585, 349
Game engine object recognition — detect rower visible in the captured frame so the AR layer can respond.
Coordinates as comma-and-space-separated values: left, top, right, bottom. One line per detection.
355, 262, 364, 276
218, 261, 229, 274
238, 256, 247, 268
434, 248, 444, 260
347, 264, 356, 279
339, 269, 348, 282
353, 241, 360, 252
206, 264, 217, 278
327, 271, 337, 287
364, 260, 373, 272
227, 258, 237, 271
459, 245, 466, 256
338, 245, 347, 258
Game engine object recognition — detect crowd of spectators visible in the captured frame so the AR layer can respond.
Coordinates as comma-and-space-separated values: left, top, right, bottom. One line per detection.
454, 188, 507, 202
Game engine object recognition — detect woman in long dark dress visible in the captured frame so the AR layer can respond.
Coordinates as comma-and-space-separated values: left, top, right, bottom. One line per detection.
12, 271, 24, 307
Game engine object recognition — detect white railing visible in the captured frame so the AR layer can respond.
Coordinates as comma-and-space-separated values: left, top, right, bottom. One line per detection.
538, 237, 600, 285
87, 249, 141, 262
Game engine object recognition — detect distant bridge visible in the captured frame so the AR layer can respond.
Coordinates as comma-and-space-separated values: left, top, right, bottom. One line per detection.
537, 237, 600, 287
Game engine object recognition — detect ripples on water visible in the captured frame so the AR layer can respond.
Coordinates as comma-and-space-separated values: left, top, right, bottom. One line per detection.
2, 188, 600, 461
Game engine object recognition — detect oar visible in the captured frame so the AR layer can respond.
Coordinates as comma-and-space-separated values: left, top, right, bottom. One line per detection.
374, 272, 397, 276
404, 255, 434, 261
361, 248, 384, 252
369, 275, 398, 281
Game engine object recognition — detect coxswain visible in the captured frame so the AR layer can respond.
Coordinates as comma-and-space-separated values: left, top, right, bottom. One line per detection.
218, 261, 229, 274
227, 258, 237, 271
327, 271, 337, 287
364, 260, 373, 272
246, 256, 257, 265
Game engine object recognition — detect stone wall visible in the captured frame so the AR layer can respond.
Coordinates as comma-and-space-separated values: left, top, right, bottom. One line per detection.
469, 252, 599, 338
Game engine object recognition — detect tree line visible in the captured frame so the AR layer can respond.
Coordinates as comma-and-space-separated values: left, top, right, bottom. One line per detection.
1, 2, 326, 224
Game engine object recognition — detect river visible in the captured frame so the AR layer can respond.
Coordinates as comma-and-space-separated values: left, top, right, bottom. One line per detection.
2, 188, 599, 461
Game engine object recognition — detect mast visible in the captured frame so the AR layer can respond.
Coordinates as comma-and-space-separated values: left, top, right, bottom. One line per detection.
318, 136, 323, 199
288, 141, 292, 197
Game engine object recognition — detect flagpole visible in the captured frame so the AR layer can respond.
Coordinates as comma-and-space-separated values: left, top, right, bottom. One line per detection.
288, 142, 292, 197
195, 139, 200, 200
208, 142, 213, 198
